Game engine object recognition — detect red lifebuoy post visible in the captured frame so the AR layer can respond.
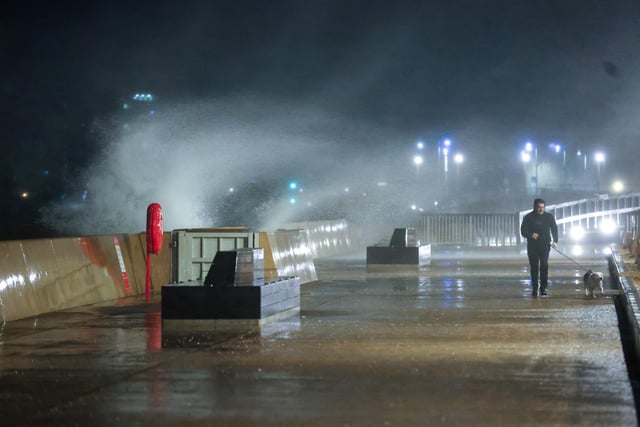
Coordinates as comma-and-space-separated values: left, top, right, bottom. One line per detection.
145, 203, 163, 300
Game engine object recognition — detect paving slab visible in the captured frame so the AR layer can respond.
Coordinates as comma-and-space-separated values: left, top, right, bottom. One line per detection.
0, 248, 635, 426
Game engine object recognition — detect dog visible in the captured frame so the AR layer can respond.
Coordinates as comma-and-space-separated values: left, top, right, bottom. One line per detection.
583, 270, 605, 298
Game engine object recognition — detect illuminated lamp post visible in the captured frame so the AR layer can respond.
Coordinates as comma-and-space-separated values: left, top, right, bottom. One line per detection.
521, 150, 532, 195
525, 142, 538, 193
612, 180, 624, 194
551, 143, 567, 186
413, 154, 423, 183
521, 141, 538, 195
576, 149, 587, 187
594, 151, 605, 192
454, 153, 464, 191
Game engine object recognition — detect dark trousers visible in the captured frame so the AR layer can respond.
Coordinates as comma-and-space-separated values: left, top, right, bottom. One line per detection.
527, 244, 550, 290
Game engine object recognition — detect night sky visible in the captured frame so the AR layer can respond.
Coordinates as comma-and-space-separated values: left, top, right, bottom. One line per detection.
2, 0, 639, 237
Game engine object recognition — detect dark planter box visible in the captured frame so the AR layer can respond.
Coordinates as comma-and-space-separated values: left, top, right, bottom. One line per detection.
161, 277, 300, 320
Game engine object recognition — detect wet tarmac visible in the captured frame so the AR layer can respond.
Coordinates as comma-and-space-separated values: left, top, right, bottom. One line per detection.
0, 246, 636, 426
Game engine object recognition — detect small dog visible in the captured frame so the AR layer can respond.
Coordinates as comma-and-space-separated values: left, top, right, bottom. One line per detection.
583, 270, 605, 298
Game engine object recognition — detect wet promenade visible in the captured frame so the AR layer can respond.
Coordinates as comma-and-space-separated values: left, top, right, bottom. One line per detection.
0, 247, 636, 426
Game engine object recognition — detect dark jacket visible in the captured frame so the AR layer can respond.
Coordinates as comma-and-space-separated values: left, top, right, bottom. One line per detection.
520, 210, 558, 247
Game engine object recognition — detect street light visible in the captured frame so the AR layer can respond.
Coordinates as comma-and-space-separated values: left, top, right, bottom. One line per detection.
522, 141, 538, 195
525, 141, 538, 180
438, 138, 453, 193
594, 151, 605, 192
612, 180, 624, 193
442, 147, 449, 191
437, 138, 451, 168
550, 143, 567, 186
413, 154, 423, 182
520, 150, 532, 195
576, 150, 587, 175
454, 153, 464, 191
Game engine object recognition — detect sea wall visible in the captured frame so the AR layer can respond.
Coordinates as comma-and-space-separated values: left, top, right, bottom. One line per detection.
0, 233, 171, 322
0, 220, 357, 322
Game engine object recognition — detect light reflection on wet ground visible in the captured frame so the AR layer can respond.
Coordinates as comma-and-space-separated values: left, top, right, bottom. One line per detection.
0, 245, 636, 425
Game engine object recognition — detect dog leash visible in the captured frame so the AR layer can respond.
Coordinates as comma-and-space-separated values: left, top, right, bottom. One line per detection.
551, 246, 590, 271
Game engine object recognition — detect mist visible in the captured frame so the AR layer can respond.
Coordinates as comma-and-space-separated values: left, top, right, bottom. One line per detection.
41, 96, 465, 242
34, 2, 640, 242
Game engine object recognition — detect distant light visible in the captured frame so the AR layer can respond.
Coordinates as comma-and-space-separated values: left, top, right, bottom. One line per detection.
123, 103, 129, 110
132, 93, 154, 102
454, 153, 464, 164
570, 245, 584, 257
525, 142, 534, 152
344, 187, 350, 193
416, 141, 424, 150
442, 148, 449, 155
434, 201, 438, 207
570, 226, 585, 241
20, 192, 29, 199
550, 143, 562, 153
411, 204, 417, 210
376, 182, 387, 187
600, 219, 617, 235
43, 170, 49, 176
229, 187, 235, 193
288, 181, 298, 190
520, 151, 531, 163
443, 138, 451, 147
289, 197, 296, 204
594, 152, 605, 163
149, 110, 155, 115
413, 155, 423, 166
612, 180, 624, 193
576, 150, 582, 156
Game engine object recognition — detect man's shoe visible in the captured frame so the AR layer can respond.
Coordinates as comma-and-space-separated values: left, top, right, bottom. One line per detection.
532, 290, 538, 297
540, 289, 548, 296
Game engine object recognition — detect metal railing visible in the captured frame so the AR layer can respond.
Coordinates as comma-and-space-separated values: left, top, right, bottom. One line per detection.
416, 213, 520, 246
415, 193, 640, 246
519, 193, 640, 239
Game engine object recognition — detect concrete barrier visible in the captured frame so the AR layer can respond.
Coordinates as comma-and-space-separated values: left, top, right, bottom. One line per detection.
260, 230, 317, 284
0, 220, 357, 322
0, 233, 171, 322
261, 220, 359, 283
282, 219, 359, 258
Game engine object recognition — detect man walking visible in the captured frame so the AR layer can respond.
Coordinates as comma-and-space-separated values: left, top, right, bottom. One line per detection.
521, 198, 558, 297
